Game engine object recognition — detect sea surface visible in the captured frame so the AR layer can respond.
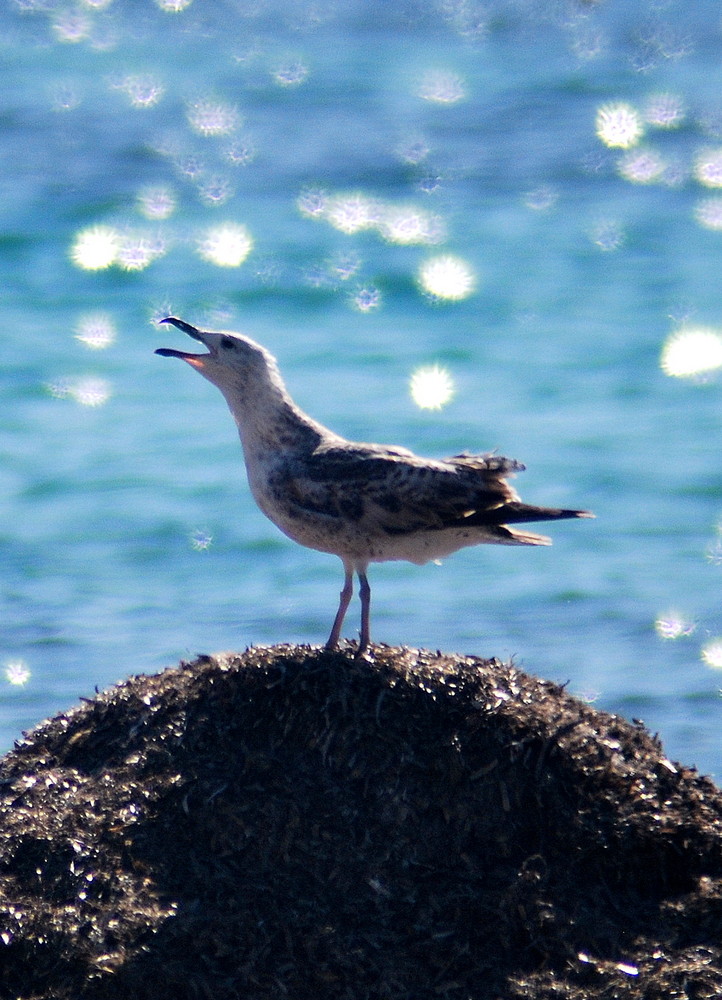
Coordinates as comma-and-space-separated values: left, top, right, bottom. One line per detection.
2, 0, 721, 776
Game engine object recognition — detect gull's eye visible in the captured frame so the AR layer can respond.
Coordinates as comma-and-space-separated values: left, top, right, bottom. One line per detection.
220, 336, 236, 350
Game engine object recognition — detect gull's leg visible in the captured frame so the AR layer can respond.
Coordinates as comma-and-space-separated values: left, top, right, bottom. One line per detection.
326, 561, 353, 649
356, 566, 371, 656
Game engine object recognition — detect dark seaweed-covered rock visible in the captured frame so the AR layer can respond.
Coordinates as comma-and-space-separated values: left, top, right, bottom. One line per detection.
1, 644, 722, 999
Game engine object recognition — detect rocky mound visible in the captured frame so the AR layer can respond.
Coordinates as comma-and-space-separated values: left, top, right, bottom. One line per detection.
1, 644, 722, 999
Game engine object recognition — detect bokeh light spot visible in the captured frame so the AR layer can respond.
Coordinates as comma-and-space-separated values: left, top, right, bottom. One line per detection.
175, 154, 206, 179
47, 376, 113, 407
190, 529, 213, 551
52, 9, 92, 42
197, 175, 234, 206
654, 612, 696, 640
409, 364, 456, 410
70, 377, 112, 407
116, 74, 165, 108
75, 313, 116, 349
5, 661, 30, 686
51, 82, 82, 112
660, 326, 722, 379
329, 253, 361, 281
701, 639, 722, 670
352, 286, 381, 312
225, 139, 256, 166
187, 99, 242, 137
70, 225, 119, 270
296, 188, 328, 219
395, 136, 430, 166
569, 25, 606, 62
590, 219, 625, 251
272, 61, 309, 86
595, 102, 643, 149
118, 235, 166, 271
617, 148, 666, 184
138, 185, 176, 220
694, 198, 722, 231
707, 534, 722, 565
300, 187, 448, 247
47, 378, 72, 400
197, 224, 253, 267
524, 186, 559, 211
644, 92, 685, 128
442, 0, 489, 42
694, 148, 722, 188
156, 0, 193, 9
417, 70, 466, 105
706, 519, 722, 566
418, 255, 476, 301
304, 263, 333, 289
377, 206, 444, 245
325, 193, 378, 234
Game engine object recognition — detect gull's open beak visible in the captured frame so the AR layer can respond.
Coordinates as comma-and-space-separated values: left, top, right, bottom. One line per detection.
155, 317, 213, 366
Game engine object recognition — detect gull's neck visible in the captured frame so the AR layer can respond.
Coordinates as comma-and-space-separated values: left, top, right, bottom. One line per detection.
216, 357, 335, 461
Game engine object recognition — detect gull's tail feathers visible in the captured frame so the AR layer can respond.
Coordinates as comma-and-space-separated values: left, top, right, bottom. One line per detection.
491, 525, 553, 546
476, 505, 594, 546
498, 503, 594, 525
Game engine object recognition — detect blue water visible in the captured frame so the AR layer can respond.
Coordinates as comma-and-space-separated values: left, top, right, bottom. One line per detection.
2, 0, 721, 776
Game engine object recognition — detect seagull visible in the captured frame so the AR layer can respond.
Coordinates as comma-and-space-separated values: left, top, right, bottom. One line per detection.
156, 317, 593, 655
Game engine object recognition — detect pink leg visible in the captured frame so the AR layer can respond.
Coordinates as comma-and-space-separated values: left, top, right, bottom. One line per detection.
326, 562, 353, 649
356, 568, 371, 656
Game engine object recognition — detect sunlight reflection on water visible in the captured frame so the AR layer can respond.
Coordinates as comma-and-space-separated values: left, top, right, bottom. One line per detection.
409, 364, 456, 411
417, 255, 476, 301
2, 0, 722, 775
660, 326, 722, 380
74, 314, 116, 350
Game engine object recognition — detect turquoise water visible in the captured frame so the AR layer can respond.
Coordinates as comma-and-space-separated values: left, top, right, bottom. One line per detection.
2, 0, 721, 775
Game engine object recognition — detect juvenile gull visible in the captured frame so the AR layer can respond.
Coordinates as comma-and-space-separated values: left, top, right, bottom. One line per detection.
156, 317, 593, 654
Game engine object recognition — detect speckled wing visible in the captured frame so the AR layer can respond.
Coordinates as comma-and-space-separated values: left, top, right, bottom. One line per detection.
278, 444, 534, 536
438, 451, 590, 527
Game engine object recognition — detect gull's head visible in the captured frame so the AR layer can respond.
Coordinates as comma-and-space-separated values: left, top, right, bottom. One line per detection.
155, 317, 277, 393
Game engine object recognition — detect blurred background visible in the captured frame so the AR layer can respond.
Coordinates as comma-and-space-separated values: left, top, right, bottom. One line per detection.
2, 0, 721, 774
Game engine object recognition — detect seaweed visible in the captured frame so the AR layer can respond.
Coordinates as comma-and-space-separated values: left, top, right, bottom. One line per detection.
1, 644, 721, 999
